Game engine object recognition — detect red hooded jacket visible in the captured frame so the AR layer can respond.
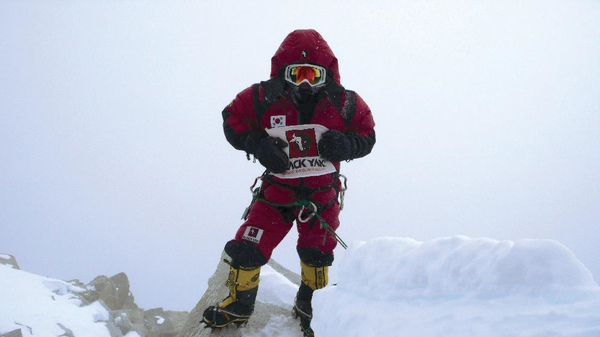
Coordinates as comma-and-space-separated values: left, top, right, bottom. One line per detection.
223, 29, 375, 187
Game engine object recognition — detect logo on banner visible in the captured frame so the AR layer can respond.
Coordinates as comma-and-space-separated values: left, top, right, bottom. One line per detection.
266, 124, 336, 179
286, 129, 319, 158
270, 115, 287, 128
242, 226, 264, 244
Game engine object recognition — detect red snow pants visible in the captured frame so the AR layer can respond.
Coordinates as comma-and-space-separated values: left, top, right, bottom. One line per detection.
230, 173, 341, 265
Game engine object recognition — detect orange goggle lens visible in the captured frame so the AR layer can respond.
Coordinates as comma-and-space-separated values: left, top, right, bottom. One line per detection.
284, 64, 327, 87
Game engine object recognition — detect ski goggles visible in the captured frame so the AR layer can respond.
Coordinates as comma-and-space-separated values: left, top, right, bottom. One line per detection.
284, 64, 327, 87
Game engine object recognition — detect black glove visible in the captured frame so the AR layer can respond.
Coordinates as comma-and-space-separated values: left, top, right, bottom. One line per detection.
242, 131, 268, 154
255, 137, 289, 173
318, 130, 353, 162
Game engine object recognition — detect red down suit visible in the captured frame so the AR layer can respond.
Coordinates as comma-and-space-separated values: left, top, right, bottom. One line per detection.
222, 29, 375, 268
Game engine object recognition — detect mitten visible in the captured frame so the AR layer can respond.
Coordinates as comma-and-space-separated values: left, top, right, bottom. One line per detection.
318, 130, 353, 162
241, 131, 268, 154
255, 137, 290, 173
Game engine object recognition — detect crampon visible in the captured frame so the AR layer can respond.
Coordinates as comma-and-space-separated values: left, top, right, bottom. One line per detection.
201, 304, 251, 329
293, 304, 315, 337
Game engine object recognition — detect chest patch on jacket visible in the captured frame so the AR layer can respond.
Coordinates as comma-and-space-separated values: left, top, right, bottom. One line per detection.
270, 115, 287, 128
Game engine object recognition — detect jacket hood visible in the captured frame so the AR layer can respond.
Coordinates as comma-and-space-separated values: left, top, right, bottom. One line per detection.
270, 29, 341, 85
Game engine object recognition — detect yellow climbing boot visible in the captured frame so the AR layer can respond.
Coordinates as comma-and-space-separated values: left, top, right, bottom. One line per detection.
202, 261, 260, 328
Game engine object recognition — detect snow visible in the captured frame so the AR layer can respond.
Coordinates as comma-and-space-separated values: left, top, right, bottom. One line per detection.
155, 316, 165, 325
334, 236, 598, 300
246, 315, 303, 337
2, 236, 600, 337
0, 264, 112, 337
0, 254, 11, 259
256, 264, 298, 309
313, 236, 600, 337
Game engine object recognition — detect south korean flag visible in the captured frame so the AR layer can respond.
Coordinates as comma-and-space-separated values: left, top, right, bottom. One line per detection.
270, 115, 286, 128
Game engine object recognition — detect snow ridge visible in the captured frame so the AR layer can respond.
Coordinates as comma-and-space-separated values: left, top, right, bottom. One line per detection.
336, 236, 598, 300
312, 236, 600, 337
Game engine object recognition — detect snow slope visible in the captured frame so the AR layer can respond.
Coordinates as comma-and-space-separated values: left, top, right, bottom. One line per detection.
3, 236, 600, 337
0, 264, 113, 337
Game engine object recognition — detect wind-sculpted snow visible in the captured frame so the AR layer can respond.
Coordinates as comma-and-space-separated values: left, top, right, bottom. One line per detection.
0, 264, 112, 337
312, 236, 600, 337
335, 236, 599, 300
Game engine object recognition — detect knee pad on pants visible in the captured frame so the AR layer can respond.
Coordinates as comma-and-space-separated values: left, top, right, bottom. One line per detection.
297, 247, 334, 267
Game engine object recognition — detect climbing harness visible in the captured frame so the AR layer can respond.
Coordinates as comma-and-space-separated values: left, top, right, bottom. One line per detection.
242, 173, 349, 250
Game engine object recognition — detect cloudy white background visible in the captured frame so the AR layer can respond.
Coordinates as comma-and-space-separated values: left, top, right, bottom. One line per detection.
1, 0, 599, 311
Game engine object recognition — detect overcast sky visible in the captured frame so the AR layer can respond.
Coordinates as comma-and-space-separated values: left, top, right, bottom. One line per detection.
1, 0, 599, 311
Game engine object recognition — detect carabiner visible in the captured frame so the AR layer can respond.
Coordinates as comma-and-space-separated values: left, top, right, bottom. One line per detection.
249, 176, 263, 195
339, 174, 348, 192
338, 174, 348, 211
298, 201, 318, 223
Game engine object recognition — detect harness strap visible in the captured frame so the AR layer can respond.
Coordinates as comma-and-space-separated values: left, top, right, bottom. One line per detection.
246, 172, 347, 249
253, 196, 348, 249
252, 84, 267, 123
262, 173, 340, 193
259, 173, 341, 220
